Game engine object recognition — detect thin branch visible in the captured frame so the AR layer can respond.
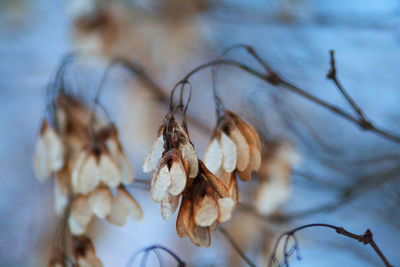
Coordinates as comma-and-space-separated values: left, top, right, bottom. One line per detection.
327, 50, 371, 127
268, 223, 393, 267
126, 245, 186, 267
219, 226, 257, 267
172, 46, 400, 144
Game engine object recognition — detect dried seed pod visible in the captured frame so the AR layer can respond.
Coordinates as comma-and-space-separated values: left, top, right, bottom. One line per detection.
54, 167, 70, 215
69, 196, 93, 235
72, 235, 103, 267
219, 132, 237, 173
105, 126, 134, 185
167, 150, 187, 196
72, 152, 100, 194
33, 120, 65, 181
150, 163, 171, 203
98, 153, 120, 187
193, 189, 219, 227
117, 186, 143, 221
217, 197, 236, 223
203, 138, 222, 174
189, 224, 211, 247
228, 127, 250, 172
200, 161, 229, 198
176, 195, 191, 238
205, 110, 262, 183
106, 193, 128, 226
142, 127, 165, 173
161, 193, 179, 221
88, 187, 112, 219
179, 140, 198, 178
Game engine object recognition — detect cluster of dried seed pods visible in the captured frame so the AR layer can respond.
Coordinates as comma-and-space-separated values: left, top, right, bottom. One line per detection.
34, 94, 142, 266
204, 110, 262, 197
143, 110, 260, 246
176, 161, 237, 247
143, 115, 198, 220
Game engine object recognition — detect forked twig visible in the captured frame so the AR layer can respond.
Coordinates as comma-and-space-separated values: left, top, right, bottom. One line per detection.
327, 50, 372, 129
268, 223, 393, 267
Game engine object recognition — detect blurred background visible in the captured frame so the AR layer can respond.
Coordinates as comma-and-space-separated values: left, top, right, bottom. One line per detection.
1, 0, 400, 266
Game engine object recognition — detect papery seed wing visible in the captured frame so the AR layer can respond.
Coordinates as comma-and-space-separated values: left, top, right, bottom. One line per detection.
119, 152, 134, 185
176, 197, 190, 238
99, 154, 121, 188
117, 187, 143, 221
200, 162, 229, 198
142, 132, 164, 173
189, 225, 211, 248
214, 168, 232, 187
204, 138, 222, 174
88, 187, 112, 219
237, 163, 252, 182
150, 164, 171, 203
219, 132, 237, 173
179, 141, 198, 178
229, 176, 239, 203
73, 153, 100, 194
217, 197, 236, 223
54, 170, 69, 215
44, 125, 65, 172
68, 196, 92, 235
255, 179, 289, 215
168, 159, 187, 196
33, 137, 51, 181
193, 193, 219, 227
229, 127, 250, 171
106, 195, 128, 226
161, 193, 180, 221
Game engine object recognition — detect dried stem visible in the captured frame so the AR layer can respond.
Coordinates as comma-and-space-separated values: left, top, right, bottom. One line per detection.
268, 223, 393, 267
172, 45, 400, 144
327, 50, 371, 128
127, 245, 186, 267
219, 226, 257, 267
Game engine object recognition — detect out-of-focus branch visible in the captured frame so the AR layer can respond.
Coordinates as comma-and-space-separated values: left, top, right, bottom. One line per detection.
268, 223, 393, 267
112, 57, 211, 134
219, 226, 257, 267
238, 164, 400, 222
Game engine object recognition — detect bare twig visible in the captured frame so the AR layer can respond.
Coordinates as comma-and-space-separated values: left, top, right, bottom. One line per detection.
126, 245, 186, 267
172, 45, 400, 144
219, 226, 257, 267
268, 224, 393, 267
327, 50, 372, 128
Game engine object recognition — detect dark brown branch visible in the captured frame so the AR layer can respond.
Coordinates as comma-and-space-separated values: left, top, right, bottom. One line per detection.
268, 223, 393, 267
173, 47, 400, 144
219, 226, 257, 267
327, 50, 372, 129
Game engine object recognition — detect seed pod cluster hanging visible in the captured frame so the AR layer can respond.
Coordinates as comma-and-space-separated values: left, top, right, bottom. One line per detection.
143, 81, 262, 247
